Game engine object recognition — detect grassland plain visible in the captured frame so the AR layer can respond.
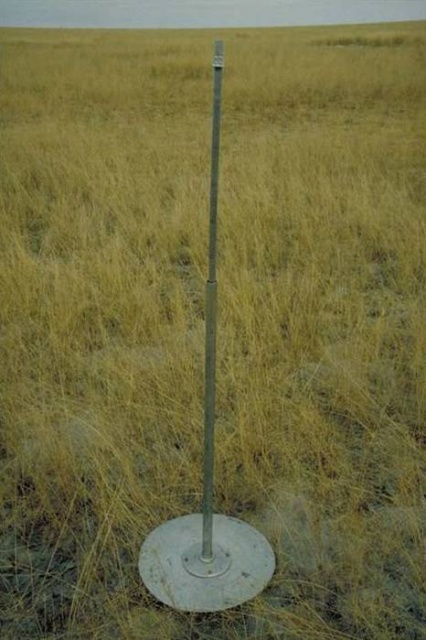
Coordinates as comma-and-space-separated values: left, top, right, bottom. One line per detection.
0, 20, 425, 640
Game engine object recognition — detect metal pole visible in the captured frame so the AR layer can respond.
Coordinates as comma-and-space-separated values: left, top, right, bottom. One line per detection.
201, 40, 224, 562
139, 41, 275, 610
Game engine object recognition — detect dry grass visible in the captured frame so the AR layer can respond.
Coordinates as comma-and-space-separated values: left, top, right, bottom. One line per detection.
0, 20, 425, 639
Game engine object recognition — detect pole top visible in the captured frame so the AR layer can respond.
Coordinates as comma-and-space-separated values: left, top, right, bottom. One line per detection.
213, 40, 224, 69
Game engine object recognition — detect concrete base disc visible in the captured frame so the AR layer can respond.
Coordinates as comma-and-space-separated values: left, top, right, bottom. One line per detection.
139, 513, 275, 612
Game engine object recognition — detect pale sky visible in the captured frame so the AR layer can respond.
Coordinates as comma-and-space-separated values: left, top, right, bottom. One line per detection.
1, 0, 425, 29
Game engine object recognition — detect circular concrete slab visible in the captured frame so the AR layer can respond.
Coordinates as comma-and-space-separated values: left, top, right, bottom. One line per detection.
139, 513, 275, 612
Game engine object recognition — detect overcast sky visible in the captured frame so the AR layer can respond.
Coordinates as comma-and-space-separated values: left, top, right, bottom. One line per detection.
1, 0, 425, 29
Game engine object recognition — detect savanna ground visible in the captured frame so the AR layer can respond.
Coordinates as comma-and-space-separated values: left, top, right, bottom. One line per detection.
0, 20, 425, 640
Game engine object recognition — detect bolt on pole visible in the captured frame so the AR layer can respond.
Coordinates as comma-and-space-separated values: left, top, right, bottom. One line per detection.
202, 40, 224, 562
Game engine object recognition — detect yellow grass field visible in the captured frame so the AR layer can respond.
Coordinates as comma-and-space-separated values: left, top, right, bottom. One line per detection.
0, 20, 425, 639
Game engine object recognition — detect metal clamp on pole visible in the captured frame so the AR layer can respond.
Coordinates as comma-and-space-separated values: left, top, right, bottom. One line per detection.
213, 40, 224, 69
